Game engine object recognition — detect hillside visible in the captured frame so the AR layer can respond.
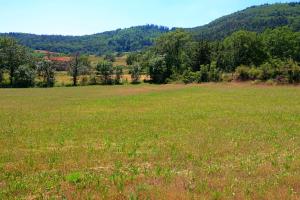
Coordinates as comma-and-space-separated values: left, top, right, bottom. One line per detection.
0, 25, 169, 55
1, 2, 299, 54
188, 2, 300, 40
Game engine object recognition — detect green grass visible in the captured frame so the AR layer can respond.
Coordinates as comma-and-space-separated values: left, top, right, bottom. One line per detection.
0, 84, 299, 199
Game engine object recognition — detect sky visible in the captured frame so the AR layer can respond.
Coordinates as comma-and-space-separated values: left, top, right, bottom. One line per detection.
0, 0, 293, 36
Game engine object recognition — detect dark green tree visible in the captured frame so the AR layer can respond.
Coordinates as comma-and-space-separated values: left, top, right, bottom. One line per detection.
154, 29, 192, 76
96, 61, 114, 84
191, 41, 212, 71
223, 30, 267, 70
262, 27, 299, 61
13, 64, 36, 88
0, 37, 31, 87
69, 53, 90, 86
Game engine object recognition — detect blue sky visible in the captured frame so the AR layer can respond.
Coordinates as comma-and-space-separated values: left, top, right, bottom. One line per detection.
0, 0, 293, 35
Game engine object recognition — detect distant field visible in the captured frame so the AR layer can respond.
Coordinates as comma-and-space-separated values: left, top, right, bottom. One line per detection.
0, 84, 299, 199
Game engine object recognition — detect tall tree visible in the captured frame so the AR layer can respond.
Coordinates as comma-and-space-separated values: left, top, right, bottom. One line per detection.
154, 29, 192, 75
69, 53, 90, 86
96, 61, 114, 85
262, 27, 298, 61
223, 30, 267, 70
0, 37, 31, 86
191, 41, 212, 72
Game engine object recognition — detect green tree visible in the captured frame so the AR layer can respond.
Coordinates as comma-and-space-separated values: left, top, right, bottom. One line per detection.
223, 30, 267, 71
69, 53, 90, 86
37, 59, 56, 87
130, 63, 142, 84
0, 37, 31, 87
191, 41, 212, 72
13, 64, 36, 88
154, 29, 192, 76
262, 27, 299, 61
96, 61, 114, 84
147, 55, 168, 83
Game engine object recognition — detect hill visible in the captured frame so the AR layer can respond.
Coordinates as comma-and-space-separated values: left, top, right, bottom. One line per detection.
0, 25, 169, 55
1, 2, 299, 54
188, 2, 300, 40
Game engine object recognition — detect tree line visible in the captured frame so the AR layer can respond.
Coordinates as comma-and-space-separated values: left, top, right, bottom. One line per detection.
128, 26, 300, 84
1, 26, 300, 88
0, 37, 146, 88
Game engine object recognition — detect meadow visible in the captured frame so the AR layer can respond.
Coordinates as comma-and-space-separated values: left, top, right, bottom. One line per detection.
0, 83, 299, 199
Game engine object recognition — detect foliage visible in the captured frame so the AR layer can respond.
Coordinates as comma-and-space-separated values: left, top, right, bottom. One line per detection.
0, 37, 32, 86
96, 61, 114, 85
234, 59, 300, 83
69, 54, 91, 86
190, 41, 212, 71
222, 30, 267, 70
1, 25, 170, 55
147, 55, 168, 83
189, 2, 300, 40
37, 59, 56, 87
130, 63, 142, 84
261, 27, 300, 61
13, 65, 36, 87
114, 66, 124, 84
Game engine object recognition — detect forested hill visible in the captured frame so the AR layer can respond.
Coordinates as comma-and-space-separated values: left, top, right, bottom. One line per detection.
1, 2, 300, 54
0, 25, 170, 55
188, 2, 300, 40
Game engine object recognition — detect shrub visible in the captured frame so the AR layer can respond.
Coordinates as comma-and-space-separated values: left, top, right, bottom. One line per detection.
209, 63, 221, 82
248, 68, 262, 80
221, 73, 234, 82
200, 65, 209, 82
258, 63, 276, 80
234, 65, 250, 81
183, 70, 199, 84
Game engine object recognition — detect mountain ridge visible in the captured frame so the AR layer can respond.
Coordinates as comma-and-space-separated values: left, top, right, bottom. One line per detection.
1, 2, 299, 54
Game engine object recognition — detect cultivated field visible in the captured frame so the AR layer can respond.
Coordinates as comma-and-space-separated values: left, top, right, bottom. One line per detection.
0, 84, 299, 199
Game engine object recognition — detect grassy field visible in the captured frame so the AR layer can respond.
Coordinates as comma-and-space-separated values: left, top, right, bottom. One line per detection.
0, 84, 299, 199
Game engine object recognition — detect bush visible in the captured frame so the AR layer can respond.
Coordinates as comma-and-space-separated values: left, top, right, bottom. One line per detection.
209, 63, 221, 82
258, 63, 276, 80
259, 59, 300, 84
248, 68, 262, 80
234, 65, 250, 81
200, 65, 209, 82
183, 70, 199, 84
221, 73, 234, 82
13, 65, 36, 88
